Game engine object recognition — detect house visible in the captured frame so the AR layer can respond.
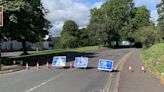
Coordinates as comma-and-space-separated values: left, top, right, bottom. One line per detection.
1, 39, 53, 52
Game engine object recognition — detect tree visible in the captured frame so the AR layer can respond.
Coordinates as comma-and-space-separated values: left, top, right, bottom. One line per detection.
156, 0, 164, 39
135, 26, 156, 47
60, 32, 76, 48
89, 0, 152, 47
89, 0, 135, 46
62, 20, 78, 36
0, 0, 51, 54
124, 6, 152, 42
51, 37, 61, 49
89, 8, 110, 46
60, 20, 79, 48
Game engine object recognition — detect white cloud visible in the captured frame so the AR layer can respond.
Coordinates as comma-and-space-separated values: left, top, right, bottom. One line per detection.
135, 0, 160, 7
43, 0, 161, 37
135, 0, 161, 25
92, 1, 104, 8
42, 0, 104, 37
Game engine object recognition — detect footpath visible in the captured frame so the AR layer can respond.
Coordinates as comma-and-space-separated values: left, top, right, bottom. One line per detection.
0, 65, 23, 74
119, 49, 164, 92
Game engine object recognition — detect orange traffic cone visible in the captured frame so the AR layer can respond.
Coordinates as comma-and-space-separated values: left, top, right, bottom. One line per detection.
46, 62, 50, 69
26, 62, 29, 70
141, 65, 146, 73
36, 62, 40, 69
128, 66, 133, 72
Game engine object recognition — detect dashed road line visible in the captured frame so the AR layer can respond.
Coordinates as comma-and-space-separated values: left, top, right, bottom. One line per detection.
25, 73, 64, 92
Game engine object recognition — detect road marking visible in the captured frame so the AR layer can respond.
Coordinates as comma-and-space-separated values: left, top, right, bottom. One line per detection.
103, 49, 136, 92
25, 68, 76, 92
103, 74, 113, 92
25, 73, 64, 92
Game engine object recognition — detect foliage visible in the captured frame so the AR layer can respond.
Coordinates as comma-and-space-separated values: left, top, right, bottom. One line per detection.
60, 20, 98, 48
156, 0, 164, 39
0, 0, 51, 54
60, 32, 76, 48
60, 20, 78, 48
51, 37, 61, 49
89, 0, 152, 46
62, 20, 78, 36
135, 26, 157, 47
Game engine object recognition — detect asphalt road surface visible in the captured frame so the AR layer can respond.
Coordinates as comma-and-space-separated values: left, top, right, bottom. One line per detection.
0, 49, 133, 92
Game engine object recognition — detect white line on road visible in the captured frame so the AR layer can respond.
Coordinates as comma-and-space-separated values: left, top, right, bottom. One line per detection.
25, 68, 76, 92
25, 73, 64, 92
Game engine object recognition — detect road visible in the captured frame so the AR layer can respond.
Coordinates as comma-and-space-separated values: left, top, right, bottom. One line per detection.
0, 49, 133, 92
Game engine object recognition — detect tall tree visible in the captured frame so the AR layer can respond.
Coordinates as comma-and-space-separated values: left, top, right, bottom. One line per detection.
0, 0, 51, 54
89, 0, 135, 46
62, 20, 78, 36
89, 0, 152, 46
135, 26, 156, 47
156, 0, 164, 39
125, 6, 151, 42
60, 20, 78, 48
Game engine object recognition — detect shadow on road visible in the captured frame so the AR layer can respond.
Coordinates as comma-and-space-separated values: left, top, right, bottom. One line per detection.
111, 69, 120, 73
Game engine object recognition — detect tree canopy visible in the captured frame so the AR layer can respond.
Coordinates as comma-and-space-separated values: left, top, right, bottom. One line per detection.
60, 20, 98, 48
0, 0, 51, 54
88, 0, 152, 46
157, 0, 164, 39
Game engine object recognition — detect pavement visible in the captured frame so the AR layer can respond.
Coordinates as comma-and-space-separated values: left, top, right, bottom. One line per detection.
0, 65, 23, 74
1, 51, 36, 57
119, 49, 164, 92
0, 48, 133, 92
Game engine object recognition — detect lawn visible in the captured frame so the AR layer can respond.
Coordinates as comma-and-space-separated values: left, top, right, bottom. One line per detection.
2, 46, 107, 65
140, 43, 164, 84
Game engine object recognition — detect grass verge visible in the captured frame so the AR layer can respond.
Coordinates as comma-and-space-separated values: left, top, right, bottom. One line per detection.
2, 46, 108, 65
140, 43, 164, 84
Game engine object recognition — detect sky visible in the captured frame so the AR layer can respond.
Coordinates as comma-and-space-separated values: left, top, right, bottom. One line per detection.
41, 0, 161, 37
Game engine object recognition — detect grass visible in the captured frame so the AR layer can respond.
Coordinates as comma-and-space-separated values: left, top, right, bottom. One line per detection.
2, 46, 107, 65
140, 43, 164, 83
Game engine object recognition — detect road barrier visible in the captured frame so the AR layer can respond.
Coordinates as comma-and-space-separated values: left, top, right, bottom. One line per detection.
52, 56, 66, 68
26, 62, 29, 70
98, 59, 113, 72
128, 66, 133, 72
36, 62, 40, 69
74, 57, 88, 69
70, 62, 73, 69
141, 65, 146, 73
46, 62, 50, 69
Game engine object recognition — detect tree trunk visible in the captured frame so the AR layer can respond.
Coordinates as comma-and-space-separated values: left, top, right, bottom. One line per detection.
116, 40, 119, 48
21, 39, 28, 55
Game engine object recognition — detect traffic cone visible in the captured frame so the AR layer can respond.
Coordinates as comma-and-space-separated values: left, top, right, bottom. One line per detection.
26, 62, 29, 70
36, 62, 40, 69
13, 60, 16, 64
128, 66, 133, 72
70, 62, 73, 69
141, 65, 146, 73
46, 62, 50, 69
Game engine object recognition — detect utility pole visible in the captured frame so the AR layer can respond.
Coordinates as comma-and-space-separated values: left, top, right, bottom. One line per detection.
0, 5, 3, 71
